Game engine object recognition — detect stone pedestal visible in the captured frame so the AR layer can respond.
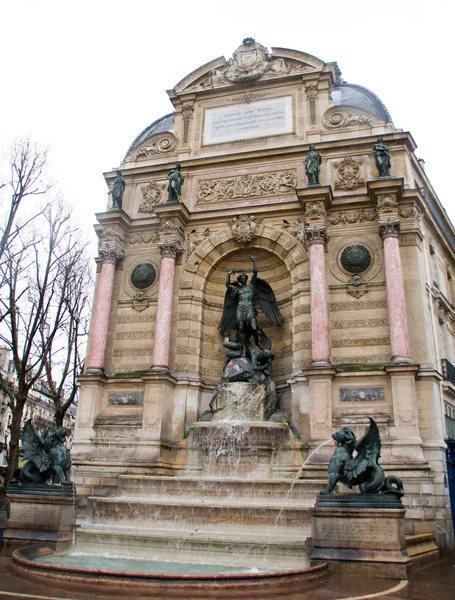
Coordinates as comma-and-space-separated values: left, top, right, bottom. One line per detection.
5, 484, 75, 551
311, 494, 412, 579
212, 382, 269, 421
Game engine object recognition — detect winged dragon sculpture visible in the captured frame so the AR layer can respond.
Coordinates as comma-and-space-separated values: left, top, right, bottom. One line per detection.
13, 420, 72, 486
218, 254, 283, 372
323, 418, 404, 496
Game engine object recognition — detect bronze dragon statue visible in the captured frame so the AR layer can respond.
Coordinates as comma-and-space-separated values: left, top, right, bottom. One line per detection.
322, 418, 404, 496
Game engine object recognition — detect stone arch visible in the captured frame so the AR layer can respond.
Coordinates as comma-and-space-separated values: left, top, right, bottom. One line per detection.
173, 225, 310, 383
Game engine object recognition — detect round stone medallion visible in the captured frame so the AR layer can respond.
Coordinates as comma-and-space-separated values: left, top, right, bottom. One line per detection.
340, 245, 372, 274
130, 263, 156, 289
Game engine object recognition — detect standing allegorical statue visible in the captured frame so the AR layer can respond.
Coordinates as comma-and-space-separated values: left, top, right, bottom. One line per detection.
219, 255, 284, 361
110, 171, 125, 210
305, 145, 322, 186
374, 137, 391, 178
167, 163, 184, 204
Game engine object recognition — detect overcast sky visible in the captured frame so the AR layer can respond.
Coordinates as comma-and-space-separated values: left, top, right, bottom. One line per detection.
1, 1, 454, 245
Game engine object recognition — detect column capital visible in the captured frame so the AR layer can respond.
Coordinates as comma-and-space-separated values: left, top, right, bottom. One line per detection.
305, 225, 329, 247
97, 244, 125, 265
378, 218, 401, 240
158, 240, 184, 259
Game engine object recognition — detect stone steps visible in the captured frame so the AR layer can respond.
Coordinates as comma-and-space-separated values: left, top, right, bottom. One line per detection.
75, 525, 312, 570
118, 475, 326, 501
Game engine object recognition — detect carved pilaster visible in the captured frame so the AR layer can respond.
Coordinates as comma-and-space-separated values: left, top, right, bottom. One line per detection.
182, 104, 194, 145
378, 218, 400, 240
305, 83, 318, 126
296, 186, 333, 227
305, 225, 329, 248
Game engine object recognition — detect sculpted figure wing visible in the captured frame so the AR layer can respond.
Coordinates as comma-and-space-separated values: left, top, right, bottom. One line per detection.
218, 283, 239, 335
253, 277, 284, 327
344, 418, 381, 481
22, 420, 52, 473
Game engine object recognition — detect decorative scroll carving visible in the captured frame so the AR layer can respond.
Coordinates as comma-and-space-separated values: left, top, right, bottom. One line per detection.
132, 292, 150, 312
305, 83, 318, 125
305, 201, 326, 220
182, 105, 194, 144
332, 336, 389, 347
113, 347, 154, 356
328, 209, 377, 226
135, 133, 178, 159
378, 218, 400, 240
98, 245, 125, 265
99, 225, 125, 243
229, 214, 260, 243
138, 181, 166, 212
346, 273, 367, 298
377, 193, 398, 213
159, 218, 184, 236
323, 109, 373, 129
398, 204, 422, 221
305, 225, 329, 247
330, 300, 387, 311
196, 170, 297, 204
187, 228, 210, 257
125, 231, 159, 245
334, 157, 365, 191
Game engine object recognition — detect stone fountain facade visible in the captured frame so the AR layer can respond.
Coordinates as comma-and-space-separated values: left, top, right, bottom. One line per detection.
73, 40, 455, 555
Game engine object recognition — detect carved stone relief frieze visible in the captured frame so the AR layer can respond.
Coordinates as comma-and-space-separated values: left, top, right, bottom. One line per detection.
304, 201, 326, 221
159, 218, 184, 236
125, 231, 159, 245
196, 170, 297, 204
229, 214, 261, 243
376, 193, 398, 213
138, 181, 166, 212
398, 203, 422, 222
135, 132, 178, 159
98, 225, 126, 244
334, 157, 365, 191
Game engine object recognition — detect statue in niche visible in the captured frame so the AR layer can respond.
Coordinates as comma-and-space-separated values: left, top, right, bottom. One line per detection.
305, 145, 322, 186
322, 418, 404, 496
167, 164, 184, 204
219, 255, 283, 381
109, 171, 125, 210
374, 137, 391, 178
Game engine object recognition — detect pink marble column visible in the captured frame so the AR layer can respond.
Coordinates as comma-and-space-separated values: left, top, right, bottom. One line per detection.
86, 246, 124, 374
379, 219, 412, 363
151, 242, 182, 372
306, 226, 331, 367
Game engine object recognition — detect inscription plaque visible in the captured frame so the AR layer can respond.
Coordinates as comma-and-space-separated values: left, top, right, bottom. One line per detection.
340, 386, 384, 402
203, 97, 293, 145
314, 516, 400, 549
108, 392, 144, 406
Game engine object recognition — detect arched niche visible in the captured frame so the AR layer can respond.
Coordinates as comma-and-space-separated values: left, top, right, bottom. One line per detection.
173, 226, 310, 384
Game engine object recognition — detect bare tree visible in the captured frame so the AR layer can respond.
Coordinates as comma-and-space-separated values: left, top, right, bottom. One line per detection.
0, 138, 51, 265
0, 198, 93, 483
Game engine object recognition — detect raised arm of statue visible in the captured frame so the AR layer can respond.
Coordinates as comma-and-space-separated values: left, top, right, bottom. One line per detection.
250, 254, 257, 284
226, 269, 233, 287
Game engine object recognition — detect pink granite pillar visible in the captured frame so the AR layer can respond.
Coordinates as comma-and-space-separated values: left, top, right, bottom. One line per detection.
306, 226, 331, 367
379, 219, 412, 364
151, 242, 182, 372
86, 246, 124, 374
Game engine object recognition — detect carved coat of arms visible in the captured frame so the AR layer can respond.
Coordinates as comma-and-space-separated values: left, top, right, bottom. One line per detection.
224, 38, 270, 83
229, 214, 261, 243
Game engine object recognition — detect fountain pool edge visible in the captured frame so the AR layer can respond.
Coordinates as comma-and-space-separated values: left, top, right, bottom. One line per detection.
12, 544, 328, 595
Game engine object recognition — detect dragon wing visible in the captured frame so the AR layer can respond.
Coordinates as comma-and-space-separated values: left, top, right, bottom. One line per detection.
344, 418, 381, 480
253, 277, 284, 327
21, 420, 52, 472
218, 283, 239, 336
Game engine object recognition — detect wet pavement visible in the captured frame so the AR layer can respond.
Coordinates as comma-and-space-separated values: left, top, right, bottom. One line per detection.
0, 547, 454, 600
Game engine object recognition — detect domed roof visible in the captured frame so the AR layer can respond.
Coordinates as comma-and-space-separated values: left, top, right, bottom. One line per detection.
125, 113, 174, 156
331, 80, 392, 122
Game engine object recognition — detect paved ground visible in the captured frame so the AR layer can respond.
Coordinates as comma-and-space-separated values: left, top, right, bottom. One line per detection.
0, 548, 454, 600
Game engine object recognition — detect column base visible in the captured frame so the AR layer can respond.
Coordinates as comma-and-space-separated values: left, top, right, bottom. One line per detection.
310, 360, 332, 368
84, 367, 105, 376
391, 356, 413, 365
149, 365, 170, 374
